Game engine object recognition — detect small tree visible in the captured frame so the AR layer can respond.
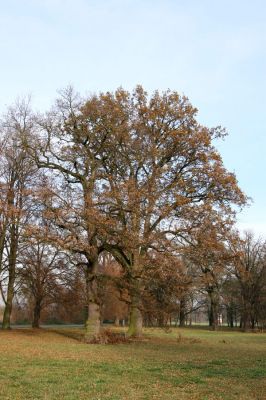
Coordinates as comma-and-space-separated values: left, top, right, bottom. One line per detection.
184, 211, 234, 330
18, 235, 65, 328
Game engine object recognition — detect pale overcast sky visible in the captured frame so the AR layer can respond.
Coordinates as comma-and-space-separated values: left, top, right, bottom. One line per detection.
1, 0, 265, 236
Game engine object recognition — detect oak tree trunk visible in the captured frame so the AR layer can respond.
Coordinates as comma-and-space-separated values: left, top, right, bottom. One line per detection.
208, 289, 218, 331
128, 290, 143, 337
84, 258, 101, 341
85, 302, 101, 340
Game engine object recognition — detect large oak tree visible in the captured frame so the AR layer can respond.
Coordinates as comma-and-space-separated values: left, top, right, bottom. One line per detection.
26, 86, 246, 339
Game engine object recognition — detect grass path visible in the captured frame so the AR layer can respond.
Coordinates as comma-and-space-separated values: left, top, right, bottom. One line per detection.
0, 327, 265, 399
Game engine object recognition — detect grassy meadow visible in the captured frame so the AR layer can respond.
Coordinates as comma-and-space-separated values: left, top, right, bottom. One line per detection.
0, 326, 265, 400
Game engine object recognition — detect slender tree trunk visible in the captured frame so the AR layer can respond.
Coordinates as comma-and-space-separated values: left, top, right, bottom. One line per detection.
226, 305, 234, 328
241, 293, 252, 331
251, 318, 255, 330
158, 315, 165, 327
250, 304, 256, 330
114, 316, 120, 327
32, 299, 42, 328
2, 299, 13, 329
2, 223, 17, 330
229, 313, 234, 328
234, 311, 238, 328
0, 223, 7, 276
242, 306, 249, 332
179, 297, 186, 327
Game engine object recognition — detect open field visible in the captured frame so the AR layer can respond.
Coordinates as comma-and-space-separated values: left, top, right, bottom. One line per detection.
0, 327, 265, 400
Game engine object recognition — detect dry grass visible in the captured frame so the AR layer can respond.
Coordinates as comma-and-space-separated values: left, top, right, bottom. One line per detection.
0, 326, 265, 399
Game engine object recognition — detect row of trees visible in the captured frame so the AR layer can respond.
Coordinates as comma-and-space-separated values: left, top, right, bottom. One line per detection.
3, 229, 266, 331
0, 87, 264, 340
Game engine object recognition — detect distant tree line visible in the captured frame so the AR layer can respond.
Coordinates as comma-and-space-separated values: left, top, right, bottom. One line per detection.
0, 87, 264, 341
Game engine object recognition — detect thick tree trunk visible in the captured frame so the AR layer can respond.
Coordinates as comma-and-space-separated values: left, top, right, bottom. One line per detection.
127, 249, 144, 337
208, 289, 218, 331
2, 275, 15, 329
84, 258, 101, 341
128, 278, 143, 336
32, 299, 42, 328
85, 302, 101, 339
2, 302, 12, 329
128, 298, 143, 337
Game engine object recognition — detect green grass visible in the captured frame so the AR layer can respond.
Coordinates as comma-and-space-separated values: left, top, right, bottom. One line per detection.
0, 327, 265, 399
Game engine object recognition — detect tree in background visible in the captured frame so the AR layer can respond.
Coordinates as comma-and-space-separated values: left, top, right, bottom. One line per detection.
220, 275, 241, 328
100, 254, 128, 326
18, 233, 65, 328
229, 231, 266, 330
141, 254, 191, 327
184, 209, 234, 330
0, 98, 36, 329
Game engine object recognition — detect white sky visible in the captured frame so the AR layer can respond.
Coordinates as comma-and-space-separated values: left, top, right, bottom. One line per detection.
1, 0, 266, 237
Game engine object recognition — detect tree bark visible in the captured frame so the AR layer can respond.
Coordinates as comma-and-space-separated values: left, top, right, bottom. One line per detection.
128, 291, 143, 337
226, 304, 234, 328
32, 299, 42, 328
208, 289, 218, 331
85, 302, 101, 340
2, 301, 13, 329
241, 307, 249, 332
179, 297, 186, 327
84, 259, 101, 341
2, 223, 17, 330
